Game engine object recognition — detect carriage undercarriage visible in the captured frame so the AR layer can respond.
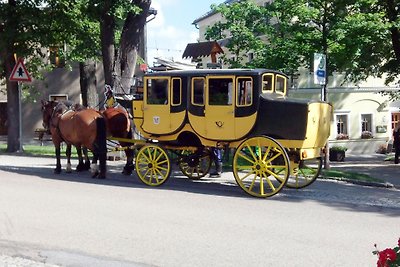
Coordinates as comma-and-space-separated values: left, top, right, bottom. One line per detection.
107, 135, 324, 198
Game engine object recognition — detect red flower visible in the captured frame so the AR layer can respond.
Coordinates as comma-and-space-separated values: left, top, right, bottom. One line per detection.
377, 248, 397, 266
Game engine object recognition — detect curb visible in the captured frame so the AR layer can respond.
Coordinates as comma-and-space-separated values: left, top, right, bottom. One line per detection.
321, 176, 395, 189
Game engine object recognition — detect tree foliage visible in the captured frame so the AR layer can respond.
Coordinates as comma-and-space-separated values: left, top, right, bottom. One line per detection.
205, 0, 399, 86
0, 0, 151, 152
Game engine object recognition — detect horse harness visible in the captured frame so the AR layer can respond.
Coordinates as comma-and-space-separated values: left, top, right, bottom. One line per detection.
49, 104, 76, 143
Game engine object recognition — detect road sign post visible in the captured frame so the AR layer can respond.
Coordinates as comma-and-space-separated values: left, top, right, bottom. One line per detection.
9, 58, 32, 152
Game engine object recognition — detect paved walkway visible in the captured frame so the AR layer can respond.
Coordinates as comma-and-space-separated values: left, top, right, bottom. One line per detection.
329, 152, 400, 188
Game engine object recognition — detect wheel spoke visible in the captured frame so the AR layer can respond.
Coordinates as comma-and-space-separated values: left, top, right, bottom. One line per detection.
239, 170, 255, 182
245, 143, 258, 161
263, 172, 276, 191
237, 151, 255, 164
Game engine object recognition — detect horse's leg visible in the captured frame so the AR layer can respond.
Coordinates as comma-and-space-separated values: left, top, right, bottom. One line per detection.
90, 153, 99, 178
54, 145, 62, 174
65, 144, 72, 173
122, 146, 135, 175
95, 117, 107, 179
75, 145, 85, 172
83, 147, 91, 171
122, 130, 135, 175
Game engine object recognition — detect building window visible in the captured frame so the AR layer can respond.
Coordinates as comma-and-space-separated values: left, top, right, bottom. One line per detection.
248, 52, 254, 62
361, 114, 372, 132
49, 94, 68, 102
361, 114, 373, 138
49, 46, 65, 67
335, 114, 349, 139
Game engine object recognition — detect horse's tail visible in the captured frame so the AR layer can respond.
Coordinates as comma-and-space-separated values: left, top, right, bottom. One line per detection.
95, 116, 107, 177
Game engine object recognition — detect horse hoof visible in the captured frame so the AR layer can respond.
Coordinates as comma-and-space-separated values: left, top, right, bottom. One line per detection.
76, 164, 86, 172
91, 170, 99, 178
122, 169, 132, 175
54, 168, 61, 174
98, 174, 106, 179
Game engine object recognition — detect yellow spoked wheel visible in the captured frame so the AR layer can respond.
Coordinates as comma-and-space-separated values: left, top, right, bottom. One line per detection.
135, 144, 171, 186
287, 157, 322, 189
179, 148, 211, 180
233, 136, 290, 198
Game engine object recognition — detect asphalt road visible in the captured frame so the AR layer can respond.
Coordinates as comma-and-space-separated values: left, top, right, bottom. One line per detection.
0, 154, 399, 267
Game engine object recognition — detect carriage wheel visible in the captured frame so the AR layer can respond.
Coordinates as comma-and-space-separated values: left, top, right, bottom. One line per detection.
179, 148, 211, 180
286, 157, 322, 189
135, 144, 171, 186
233, 136, 290, 198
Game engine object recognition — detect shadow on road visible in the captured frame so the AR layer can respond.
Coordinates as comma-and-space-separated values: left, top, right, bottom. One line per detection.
1, 154, 399, 217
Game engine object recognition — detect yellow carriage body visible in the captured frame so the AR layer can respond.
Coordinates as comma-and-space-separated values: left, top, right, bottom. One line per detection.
133, 69, 332, 157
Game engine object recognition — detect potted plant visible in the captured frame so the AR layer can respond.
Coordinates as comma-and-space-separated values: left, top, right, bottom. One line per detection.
329, 145, 347, 162
336, 133, 349, 140
361, 130, 373, 139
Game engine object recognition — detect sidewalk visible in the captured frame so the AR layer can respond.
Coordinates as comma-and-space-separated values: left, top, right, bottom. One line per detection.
329, 153, 400, 188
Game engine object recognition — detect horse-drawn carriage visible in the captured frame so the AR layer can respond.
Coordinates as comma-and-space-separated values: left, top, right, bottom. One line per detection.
43, 68, 332, 198
110, 68, 332, 198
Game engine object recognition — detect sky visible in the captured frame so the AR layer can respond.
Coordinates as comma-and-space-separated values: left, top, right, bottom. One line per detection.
146, 0, 224, 66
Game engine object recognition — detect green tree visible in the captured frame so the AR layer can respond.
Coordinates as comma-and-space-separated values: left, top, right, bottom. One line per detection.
0, 0, 151, 152
0, 0, 55, 152
205, 0, 399, 88
205, 1, 267, 68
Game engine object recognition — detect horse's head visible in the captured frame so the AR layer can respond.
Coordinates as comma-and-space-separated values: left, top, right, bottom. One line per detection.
41, 100, 58, 132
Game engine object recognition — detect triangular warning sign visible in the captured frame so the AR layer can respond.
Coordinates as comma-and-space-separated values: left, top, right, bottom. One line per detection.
9, 58, 32, 82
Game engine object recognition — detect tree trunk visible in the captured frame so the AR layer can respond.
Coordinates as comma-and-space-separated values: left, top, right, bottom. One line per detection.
79, 61, 98, 108
4, 0, 21, 152
100, 0, 116, 88
115, 0, 151, 91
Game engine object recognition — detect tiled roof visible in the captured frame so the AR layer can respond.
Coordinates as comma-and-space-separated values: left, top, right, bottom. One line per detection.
182, 41, 224, 59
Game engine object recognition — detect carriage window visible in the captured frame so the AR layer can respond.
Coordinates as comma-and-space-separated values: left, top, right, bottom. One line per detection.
276, 75, 287, 95
262, 74, 274, 93
237, 77, 253, 106
192, 78, 205, 106
171, 78, 181, 106
147, 78, 168, 105
208, 77, 233, 105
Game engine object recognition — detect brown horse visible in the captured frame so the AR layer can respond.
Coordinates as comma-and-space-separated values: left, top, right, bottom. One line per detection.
41, 100, 107, 178
102, 107, 135, 175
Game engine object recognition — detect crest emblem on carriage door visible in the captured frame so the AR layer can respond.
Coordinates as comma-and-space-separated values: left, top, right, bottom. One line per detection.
153, 116, 160, 125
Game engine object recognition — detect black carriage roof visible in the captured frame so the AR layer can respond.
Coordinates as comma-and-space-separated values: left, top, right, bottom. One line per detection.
144, 68, 288, 78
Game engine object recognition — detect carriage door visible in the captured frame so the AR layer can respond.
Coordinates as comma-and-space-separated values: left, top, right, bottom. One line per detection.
205, 76, 235, 140
141, 77, 171, 134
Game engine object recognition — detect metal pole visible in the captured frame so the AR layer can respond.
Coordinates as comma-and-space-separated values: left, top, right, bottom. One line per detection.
18, 81, 22, 152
